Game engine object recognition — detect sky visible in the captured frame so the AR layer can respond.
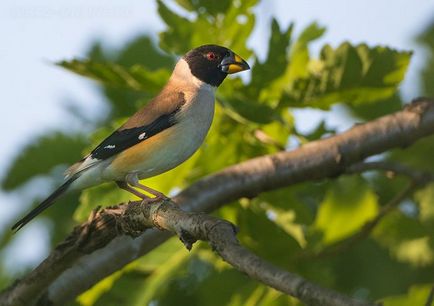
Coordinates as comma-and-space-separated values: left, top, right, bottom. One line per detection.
1, 0, 434, 269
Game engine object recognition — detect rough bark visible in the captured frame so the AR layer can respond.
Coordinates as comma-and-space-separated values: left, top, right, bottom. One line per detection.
1, 98, 434, 306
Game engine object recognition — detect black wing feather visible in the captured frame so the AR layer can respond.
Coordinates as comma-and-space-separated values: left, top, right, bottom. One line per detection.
90, 109, 180, 160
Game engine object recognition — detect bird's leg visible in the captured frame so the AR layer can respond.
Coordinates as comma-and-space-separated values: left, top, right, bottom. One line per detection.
125, 173, 169, 201
116, 181, 150, 200
133, 183, 168, 200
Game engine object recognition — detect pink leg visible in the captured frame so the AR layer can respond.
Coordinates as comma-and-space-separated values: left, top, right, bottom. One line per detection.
116, 181, 150, 199
125, 174, 168, 200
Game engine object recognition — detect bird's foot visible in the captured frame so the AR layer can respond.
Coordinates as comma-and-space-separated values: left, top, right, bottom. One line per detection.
141, 193, 169, 205
153, 192, 170, 201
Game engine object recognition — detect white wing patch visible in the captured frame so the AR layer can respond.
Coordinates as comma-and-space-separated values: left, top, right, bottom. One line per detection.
104, 144, 116, 149
64, 155, 102, 179
138, 132, 147, 140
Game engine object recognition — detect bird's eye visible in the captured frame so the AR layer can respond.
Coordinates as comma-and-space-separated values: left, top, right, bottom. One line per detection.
206, 52, 216, 60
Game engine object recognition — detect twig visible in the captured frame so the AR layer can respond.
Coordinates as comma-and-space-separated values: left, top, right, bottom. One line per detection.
347, 161, 434, 184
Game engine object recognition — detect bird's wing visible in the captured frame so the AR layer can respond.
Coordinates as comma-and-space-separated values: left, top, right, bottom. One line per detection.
65, 91, 186, 177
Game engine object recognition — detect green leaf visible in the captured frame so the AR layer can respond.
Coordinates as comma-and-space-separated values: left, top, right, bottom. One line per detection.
259, 113, 293, 150
262, 22, 325, 108
254, 288, 302, 306
301, 120, 336, 142
373, 211, 434, 267
157, 0, 194, 54
415, 183, 434, 227
83, 239, 189, 306
330, 239, 433, 300
244, 19, 294, 116
288, 22, 326, 80
57, 59, 170, 94
380, 283, 434, 306
236, 201, 303, 267
256, 184, 329, 248
83, 36, 175, 119
86, 36, 174, 70
417, 22, 434, 97
282, 43, 412, 109
217, 92, 277, 124
348, 94, 403, 121
314, 176, 379, 244
78, 239, 184, 306
158, 0, 256, 57
250, 19, 293, 89
112, 36, 174, 71
128, 242, 190, 306
218, 0, 257, 57
389, 135, 434, 173
2, 132, 87, 190
77, 268, 126, 306
175, 0, 231, 16
224, 21, 324, 124
156, 252, 259, 306
135, 237, 186, 272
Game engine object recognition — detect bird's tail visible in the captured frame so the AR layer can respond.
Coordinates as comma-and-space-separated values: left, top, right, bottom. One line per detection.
11, 176, 78, 232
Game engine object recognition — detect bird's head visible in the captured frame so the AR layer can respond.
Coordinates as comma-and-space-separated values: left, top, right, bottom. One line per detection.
182, 45, 250, 87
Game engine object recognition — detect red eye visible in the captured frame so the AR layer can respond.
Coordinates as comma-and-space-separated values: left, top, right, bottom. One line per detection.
207, 52, 216, 60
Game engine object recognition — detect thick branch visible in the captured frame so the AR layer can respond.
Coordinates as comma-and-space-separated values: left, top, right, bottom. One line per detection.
140, 200, 373, 306
2, 98, 434, 305
45, 200, 381, 305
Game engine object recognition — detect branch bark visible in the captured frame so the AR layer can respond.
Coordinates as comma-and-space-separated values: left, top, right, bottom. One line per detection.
17, 199, 378, 306
2, 98, 434, 306
117, 200, 374, 306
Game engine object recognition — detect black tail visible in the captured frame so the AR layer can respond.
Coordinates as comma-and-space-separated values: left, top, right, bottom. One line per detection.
11, 177, 77, 232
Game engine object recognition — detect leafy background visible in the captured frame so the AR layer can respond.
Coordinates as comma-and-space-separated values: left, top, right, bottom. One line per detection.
1, 0, 434, 305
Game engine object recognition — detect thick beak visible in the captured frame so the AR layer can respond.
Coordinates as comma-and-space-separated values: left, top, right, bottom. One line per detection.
219, 51, 250, 74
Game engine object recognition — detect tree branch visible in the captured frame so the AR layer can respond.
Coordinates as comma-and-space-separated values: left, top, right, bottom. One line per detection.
18, 199, 378, 306
2, 98, 434, 305
134, 200, 374, 306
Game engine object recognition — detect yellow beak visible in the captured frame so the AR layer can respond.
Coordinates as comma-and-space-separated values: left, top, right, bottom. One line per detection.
220, 52, 250, 74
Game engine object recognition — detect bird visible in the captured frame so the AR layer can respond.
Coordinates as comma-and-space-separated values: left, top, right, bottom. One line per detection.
12, 44, 250, 232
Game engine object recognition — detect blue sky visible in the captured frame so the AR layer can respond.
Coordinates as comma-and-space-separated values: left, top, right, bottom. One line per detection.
1, 0, 434, 269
